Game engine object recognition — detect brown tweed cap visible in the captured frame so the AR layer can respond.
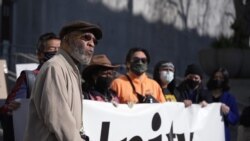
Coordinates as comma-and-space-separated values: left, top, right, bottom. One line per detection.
59, 21, 102, 40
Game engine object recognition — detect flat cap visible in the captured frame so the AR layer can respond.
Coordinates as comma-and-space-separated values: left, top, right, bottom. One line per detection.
59, 21, 102, 40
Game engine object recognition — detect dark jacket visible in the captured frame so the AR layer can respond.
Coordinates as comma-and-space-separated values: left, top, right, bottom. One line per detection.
240, 106, 250, 127
176, 81, 212, 103
83, 88, 119, 103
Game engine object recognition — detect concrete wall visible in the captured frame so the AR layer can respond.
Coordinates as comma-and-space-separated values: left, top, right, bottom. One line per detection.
8, 0, 250, 106
10, 0, 235, 76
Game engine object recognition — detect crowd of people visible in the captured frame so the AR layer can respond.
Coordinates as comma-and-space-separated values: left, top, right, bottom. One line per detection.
0, 20, 249, 141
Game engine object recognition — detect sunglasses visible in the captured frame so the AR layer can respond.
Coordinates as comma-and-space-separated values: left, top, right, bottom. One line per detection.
80, 33, 98, 45
131, 57, 147, 64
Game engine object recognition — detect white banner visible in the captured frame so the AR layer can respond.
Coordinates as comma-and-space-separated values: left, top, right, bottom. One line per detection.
83, 100, 225, 141
13, 100, 225, 141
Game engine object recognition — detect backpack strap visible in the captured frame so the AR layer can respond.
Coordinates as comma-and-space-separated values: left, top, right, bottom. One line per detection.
24, 70, 36, 98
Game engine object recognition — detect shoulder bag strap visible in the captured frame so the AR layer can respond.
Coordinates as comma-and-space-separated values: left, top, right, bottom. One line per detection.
125, 74, 145, 103
24, 70, 36, 98
125, 74, 136, 93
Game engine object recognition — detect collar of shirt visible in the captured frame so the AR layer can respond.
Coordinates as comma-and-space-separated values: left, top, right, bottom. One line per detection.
127, 72, 147, 83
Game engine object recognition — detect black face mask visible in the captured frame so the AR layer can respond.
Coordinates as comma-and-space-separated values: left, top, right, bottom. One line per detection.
210, 79, 223, 89
43, 51, 57, 62
95, 76, 113, 93
186, 79, 200, 89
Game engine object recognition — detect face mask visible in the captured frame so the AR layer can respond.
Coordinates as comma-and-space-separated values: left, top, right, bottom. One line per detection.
210, 79, 223, 89
186, 79, 200, 89
43, 51, 57, 62
95, 76, 113, 93
130, 62, 147, 75
160, 71, 174, 83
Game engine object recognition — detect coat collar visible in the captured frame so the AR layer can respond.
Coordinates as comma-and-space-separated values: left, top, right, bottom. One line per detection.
58, 49, 79, 73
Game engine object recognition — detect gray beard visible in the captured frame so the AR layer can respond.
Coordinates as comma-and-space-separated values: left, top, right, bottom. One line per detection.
69, 40, 92, 65
70, 47, 91, 65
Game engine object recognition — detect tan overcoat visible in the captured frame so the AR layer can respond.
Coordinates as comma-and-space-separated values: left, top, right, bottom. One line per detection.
24, 49, 83, 141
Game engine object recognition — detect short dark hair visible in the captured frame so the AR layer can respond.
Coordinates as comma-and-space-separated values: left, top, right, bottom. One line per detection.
36, 32, 60, 54
207, 67, 230, 91
125, 47, 150, 64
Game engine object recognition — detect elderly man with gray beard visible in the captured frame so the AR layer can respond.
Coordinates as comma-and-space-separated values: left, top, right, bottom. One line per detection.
24, 21, 102, 141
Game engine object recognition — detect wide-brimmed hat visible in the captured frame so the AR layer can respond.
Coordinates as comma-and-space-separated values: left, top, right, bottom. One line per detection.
82, 54, 120, 78
59, 21, 102, 40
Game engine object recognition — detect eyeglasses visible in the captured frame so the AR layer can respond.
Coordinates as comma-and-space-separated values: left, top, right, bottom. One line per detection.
131, 57, 147, 64
80, 33, 98, 45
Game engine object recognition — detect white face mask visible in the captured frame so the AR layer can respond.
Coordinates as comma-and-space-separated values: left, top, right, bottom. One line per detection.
160, 71, 174, 83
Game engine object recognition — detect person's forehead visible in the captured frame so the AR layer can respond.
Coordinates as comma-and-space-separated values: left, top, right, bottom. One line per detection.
132, 51, 146, 58
71, 31, 95, 37
160, 66, 174, 71
187, 74, 201, 79
46, 39, 60, 44
44, 39, 60, 51
214, 71, 223, 78
45, 39, 60, 46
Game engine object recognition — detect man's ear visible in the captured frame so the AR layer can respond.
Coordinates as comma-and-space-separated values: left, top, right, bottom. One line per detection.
60, 36, 72, 53
126, 62, 130, 71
